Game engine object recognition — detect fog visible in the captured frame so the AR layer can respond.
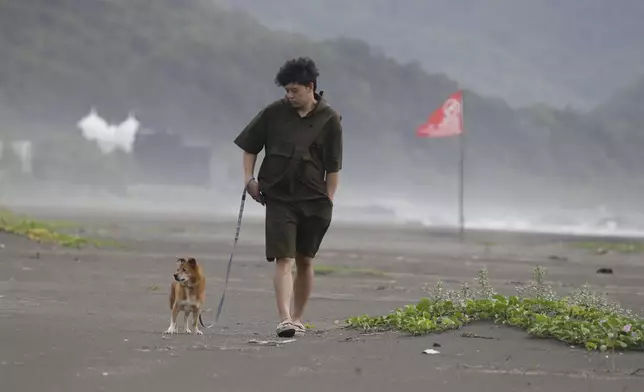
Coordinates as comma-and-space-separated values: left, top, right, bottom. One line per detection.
1, 0, 643, 238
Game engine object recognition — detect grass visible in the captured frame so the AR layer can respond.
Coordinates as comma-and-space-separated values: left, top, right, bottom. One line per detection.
346, 267, 644, 352
312, 265, 386, 277
0, 207, 122, 249
291, 264, 386, 277
569, 240, 644, 254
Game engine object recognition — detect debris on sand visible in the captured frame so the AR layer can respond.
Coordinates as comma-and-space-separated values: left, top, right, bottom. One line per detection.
596, 268, 613, 275
595, 248, 609, 255
285, 366, 314, 376
461, 332, 496, 340
629, 368, 644, 376
136, 345, 173, 353
548, 255, 568, 261
422, 349, 440, 355
248, 339, 296, 346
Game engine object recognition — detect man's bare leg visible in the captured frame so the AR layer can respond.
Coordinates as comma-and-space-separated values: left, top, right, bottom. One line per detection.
274, 257, 295, 322
291, 254, 314, 326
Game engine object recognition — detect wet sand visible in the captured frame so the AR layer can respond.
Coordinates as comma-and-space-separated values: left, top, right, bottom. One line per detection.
1, 207, 643, 391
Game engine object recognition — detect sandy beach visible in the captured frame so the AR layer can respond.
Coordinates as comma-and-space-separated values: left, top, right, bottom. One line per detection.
1, 206, 643, 391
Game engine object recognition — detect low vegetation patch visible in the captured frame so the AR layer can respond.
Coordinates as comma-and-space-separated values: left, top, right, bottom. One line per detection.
569, 240, 644, 254
0, 208, 121, 249
291, 264, 386, 278
312, 265, 386, 277
346, 267, 643, 352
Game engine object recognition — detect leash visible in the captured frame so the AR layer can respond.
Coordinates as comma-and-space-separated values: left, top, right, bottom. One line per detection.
199, 186, 248, 328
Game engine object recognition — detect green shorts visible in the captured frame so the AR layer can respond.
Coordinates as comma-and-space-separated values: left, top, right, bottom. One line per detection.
264, 198, 333, 261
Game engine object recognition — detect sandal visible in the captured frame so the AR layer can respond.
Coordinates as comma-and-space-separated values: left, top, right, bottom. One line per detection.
292, 322, 306, 336
276, 320, 296, 338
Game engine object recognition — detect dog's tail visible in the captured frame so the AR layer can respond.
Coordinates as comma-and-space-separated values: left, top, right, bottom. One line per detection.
199, 313, 213, 329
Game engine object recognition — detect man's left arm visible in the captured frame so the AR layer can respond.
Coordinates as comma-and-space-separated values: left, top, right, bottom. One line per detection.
323, 114, 343, 201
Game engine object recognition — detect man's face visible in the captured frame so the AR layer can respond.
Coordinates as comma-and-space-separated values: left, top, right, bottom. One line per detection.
284, 82, 314, 108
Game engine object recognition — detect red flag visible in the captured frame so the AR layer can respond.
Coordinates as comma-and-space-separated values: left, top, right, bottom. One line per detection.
416, 90, 464, 138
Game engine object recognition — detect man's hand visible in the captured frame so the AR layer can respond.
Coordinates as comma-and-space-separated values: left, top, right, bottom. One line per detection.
245, 178, 263, 204
242, 151, 263, 204
325, 171, 339, 202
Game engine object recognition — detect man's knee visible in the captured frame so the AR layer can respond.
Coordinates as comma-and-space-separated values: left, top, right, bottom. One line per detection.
295, 254, 313, 270
275, 257, 295, 275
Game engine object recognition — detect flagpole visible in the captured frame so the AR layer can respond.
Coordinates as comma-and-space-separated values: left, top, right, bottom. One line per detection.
458, 91, 465, 241
415, 90, 465, 240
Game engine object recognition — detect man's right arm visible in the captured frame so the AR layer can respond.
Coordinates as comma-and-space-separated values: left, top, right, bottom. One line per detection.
233, 108, 267, 185
242, 152, 257, 184
322, 113, 343, 201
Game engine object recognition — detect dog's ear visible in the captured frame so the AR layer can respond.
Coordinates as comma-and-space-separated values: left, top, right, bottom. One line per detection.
187, 258, 197, 267
177, 258, 185, 264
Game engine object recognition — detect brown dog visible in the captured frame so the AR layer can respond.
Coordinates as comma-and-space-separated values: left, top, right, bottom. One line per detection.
164, 257, 207, 335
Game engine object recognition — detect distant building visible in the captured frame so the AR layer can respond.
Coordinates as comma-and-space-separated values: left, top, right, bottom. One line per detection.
0, 139, 33, 174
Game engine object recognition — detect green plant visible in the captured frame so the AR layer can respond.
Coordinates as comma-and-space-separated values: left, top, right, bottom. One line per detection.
0, 208, 122, 249
346, 267, 643, 352
515, 265, 558, 301
569, 241, 644, 254
293, 264, 386, 277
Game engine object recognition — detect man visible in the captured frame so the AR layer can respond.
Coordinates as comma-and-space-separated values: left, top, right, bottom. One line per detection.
233, 57, 342, 338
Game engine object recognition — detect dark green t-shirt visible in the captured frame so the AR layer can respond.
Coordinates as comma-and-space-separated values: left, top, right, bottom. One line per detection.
234, 94, 343, 205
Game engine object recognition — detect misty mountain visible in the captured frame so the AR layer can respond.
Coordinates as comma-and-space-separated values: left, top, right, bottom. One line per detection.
223, 0, 644, 109
1, 0, 643, 209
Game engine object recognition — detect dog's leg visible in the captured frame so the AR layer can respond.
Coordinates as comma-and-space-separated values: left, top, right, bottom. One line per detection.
193, 307, 203, 335
169, 283, 175, 310
183, 310, 192, 334
165, 304, 180, 334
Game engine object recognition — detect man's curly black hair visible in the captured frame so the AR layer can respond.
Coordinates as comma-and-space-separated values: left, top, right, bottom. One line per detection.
274, 57, 320, 91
